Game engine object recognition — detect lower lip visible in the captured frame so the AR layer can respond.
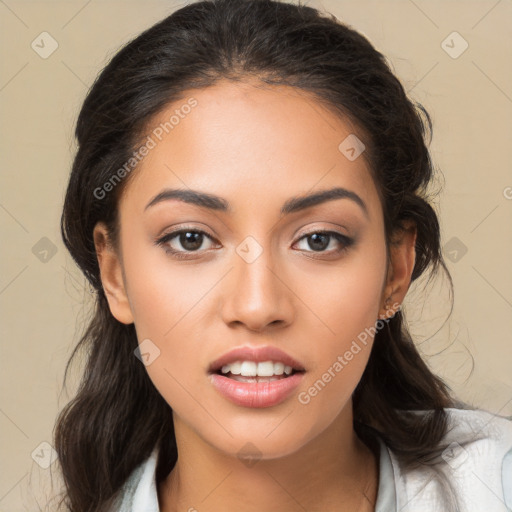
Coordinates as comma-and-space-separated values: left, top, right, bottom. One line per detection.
209, 372, 304, 408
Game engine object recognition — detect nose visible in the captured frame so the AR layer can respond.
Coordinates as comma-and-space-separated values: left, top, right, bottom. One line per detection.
220, 241, 295, 332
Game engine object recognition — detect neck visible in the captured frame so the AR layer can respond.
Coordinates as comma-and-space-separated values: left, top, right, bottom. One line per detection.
158, 407, 379, 512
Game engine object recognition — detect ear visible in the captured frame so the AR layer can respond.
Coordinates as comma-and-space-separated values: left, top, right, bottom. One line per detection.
379, 219, 417, 319
93, 222, 134, 325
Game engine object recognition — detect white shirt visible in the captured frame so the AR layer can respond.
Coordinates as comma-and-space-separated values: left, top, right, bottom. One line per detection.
113, 408, 512, 511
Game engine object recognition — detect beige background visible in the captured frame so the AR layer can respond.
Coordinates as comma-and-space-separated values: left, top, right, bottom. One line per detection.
1, 0, 511, 509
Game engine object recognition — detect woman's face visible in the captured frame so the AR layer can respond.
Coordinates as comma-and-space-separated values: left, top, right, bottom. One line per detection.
96, 79, 395, 459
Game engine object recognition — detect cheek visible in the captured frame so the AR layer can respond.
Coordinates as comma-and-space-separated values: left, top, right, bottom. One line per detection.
294, 239, 387, 409
121, 240, 214, 407
122, 236, 207, 337
297, 238, 387, 352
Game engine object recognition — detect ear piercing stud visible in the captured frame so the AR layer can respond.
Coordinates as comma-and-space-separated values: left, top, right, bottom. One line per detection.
380, 296, 399, 320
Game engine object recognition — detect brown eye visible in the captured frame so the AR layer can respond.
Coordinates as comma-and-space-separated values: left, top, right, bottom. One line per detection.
155, 228, 218, 258
294, 231, 353, 255
175, 231, 205, 251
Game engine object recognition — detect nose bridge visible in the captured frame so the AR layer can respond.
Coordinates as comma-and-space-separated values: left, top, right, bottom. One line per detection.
235, 233, 280, 300
222, 233, 293, 330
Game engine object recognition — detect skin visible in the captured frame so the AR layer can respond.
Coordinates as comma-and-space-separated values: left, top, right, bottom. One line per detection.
93, 79, 416, 512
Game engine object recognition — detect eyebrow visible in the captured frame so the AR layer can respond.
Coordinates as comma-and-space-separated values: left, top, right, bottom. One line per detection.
144, 186, 369, 218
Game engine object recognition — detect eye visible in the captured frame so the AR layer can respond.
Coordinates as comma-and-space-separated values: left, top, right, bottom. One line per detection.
155, 227, 354, 260
294, 230, 353, 256
155, 228, 218, 259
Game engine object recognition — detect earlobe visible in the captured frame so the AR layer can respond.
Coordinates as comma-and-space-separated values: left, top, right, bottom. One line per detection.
93, 222, 134, 325
379, 220, 417, 319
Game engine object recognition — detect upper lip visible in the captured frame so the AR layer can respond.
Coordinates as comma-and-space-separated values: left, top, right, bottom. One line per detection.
208, 345, 306, 373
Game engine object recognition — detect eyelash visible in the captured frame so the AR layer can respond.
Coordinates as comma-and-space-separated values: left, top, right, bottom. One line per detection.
155, 227, 354, 260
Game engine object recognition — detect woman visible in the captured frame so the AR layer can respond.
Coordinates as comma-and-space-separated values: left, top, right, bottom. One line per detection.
54, 0, 512, 511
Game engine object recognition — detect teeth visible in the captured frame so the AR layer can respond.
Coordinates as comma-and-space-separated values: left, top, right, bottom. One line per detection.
220, 360, 294, 377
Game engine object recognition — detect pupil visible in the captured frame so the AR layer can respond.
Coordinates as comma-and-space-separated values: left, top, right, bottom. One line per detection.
181, 232, 202, 251
308, 233, 329, 251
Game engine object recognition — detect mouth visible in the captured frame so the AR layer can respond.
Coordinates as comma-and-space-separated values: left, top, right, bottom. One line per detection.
211, 362, 306, 383
207, 354, 306, 408
207, 345, 306, 382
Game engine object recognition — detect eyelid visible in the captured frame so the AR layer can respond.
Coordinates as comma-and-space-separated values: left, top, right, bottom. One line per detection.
155, 226, 218, 249
295, 222, 350, 239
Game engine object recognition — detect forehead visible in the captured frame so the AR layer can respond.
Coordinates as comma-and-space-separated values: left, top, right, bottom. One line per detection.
120, 79, 379, 218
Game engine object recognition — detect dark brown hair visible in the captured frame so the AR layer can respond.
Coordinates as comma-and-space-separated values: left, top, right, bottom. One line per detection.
55, 0, 464, 510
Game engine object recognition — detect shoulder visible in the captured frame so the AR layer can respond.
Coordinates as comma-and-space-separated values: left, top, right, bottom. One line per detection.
444, 407, 512, 439
387, 407, 512, 512
110, 447, 160, 512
